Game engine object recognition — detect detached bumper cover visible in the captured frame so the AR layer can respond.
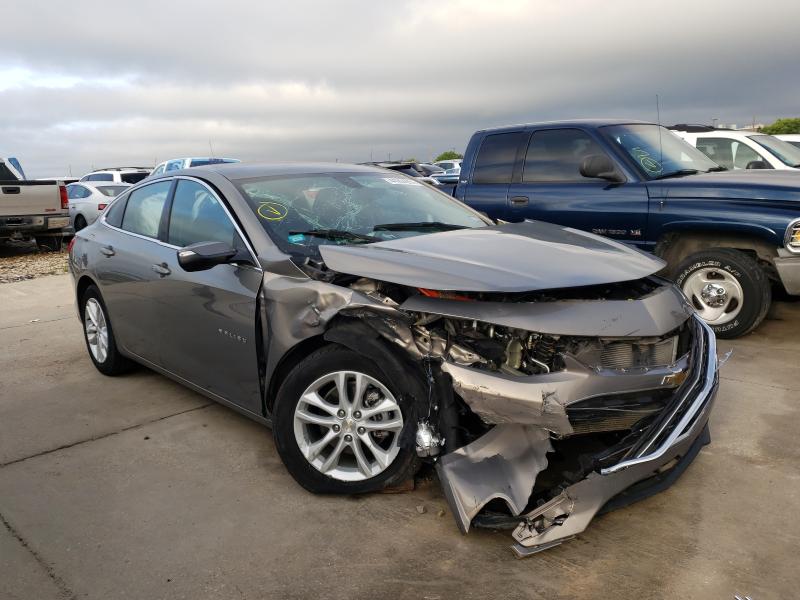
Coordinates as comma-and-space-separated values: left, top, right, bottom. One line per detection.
438, 316, 719, 557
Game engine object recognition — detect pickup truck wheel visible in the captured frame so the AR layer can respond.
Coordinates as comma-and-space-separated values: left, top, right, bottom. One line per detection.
80, 285, 134, 375
675, 248, 771, 339
34, 236, 62, 251
272, 345, 418, 495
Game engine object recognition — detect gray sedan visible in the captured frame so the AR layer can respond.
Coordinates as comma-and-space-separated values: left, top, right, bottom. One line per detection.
68, 162, 718, 556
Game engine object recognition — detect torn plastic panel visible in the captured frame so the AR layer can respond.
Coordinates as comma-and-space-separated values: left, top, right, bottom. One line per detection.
436, 425, 552, 533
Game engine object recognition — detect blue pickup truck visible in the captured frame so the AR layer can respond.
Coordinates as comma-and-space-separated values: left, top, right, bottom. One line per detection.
448, 120, 800, 338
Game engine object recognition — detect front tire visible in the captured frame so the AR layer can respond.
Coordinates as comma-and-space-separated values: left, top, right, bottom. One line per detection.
273, 345, 418, 494
675, 248, 771, 339
80, 285, 134, 375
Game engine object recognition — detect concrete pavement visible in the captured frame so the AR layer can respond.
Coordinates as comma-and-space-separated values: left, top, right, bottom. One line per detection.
1, 274, 798, 599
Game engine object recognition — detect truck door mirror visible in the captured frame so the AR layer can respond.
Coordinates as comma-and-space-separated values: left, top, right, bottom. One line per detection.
580, 154, 625, 182
745, 160, 770, 170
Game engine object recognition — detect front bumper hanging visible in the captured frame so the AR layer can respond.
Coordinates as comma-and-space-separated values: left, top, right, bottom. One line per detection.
437, 317, 719, 557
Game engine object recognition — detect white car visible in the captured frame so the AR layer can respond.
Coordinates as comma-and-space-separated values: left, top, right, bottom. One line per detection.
776, 134, 800, 150
80, 167, 151, 184
434, 159, 462, 173
150, 157, 240, 176
66, 182, 131, 231
672, 126, 800, 170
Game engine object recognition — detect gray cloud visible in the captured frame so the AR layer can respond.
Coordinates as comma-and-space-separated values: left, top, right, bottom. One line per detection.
1, 0, 798, 177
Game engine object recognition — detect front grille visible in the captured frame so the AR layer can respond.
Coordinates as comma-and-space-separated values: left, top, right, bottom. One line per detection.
601, 336, 677, 369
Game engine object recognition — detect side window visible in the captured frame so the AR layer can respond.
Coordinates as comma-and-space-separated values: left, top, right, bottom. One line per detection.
472, 132, 525, 184
67, 186, 80, 199
87, 173, 114, 182
104, 193, 128, 228
523, 129, 607, 182
120, 181, 171, 238
167, 180, 240, 248
732, 142, 767, 169
696, 137, 735, 169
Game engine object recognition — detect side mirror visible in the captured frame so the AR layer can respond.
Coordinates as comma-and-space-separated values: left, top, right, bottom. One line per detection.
177, 241, 237, 272
745, 160, 770, 170
580, 154, 625, 182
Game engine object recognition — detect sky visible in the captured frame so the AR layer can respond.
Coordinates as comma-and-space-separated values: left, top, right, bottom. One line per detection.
1, 0, 798, 178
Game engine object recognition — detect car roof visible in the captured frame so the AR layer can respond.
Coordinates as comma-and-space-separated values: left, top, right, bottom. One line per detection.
175, 161, 396, 181
475, 118, 652, 135
88, 167, 151, 172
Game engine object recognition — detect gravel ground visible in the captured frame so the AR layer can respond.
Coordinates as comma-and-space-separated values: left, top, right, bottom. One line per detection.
0, 242, 69, 284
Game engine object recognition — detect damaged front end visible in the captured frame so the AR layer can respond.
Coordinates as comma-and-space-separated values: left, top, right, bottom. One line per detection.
339, 275, 717, 556
264, 222, 719, 556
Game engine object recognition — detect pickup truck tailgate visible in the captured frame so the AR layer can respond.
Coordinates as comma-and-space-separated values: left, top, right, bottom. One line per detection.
0, 181, 65, 217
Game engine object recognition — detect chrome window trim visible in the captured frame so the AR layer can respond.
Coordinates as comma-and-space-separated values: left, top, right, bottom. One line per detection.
100, 175, 262, 271
784, 217, 800, 254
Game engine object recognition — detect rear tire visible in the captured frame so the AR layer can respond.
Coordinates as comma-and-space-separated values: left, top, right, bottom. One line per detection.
273, 345, 419, 495
34, 235, 62, 251
674, 248, 770, 339
74, 215, 87, 232
80, 285, 134, 375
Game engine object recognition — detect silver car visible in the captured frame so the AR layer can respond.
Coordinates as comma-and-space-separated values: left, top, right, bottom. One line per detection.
67, 182, 131, 231
68, 163, 718, 556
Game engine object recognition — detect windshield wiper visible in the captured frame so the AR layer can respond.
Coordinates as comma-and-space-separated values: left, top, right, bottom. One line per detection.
652, 169, 699, 180
289, 229, 378, 243
372, 221, 470, 232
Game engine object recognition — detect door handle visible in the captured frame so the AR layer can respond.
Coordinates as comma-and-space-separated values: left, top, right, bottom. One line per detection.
100, 245, 115, 257
152, 263, 171, 277
510, 196, 529, 206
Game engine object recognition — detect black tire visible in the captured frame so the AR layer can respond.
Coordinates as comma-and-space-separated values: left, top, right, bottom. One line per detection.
674, 248, 771, 339
74, 215, 87, 232
80, 285, 135, 375
34, 235, 62, 251
273, 344, 419, 495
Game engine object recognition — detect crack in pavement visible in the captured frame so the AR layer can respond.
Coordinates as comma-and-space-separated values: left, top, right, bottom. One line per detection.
0, 402, 214, 469
0, 510, 77, 600
0, 315, 74, 331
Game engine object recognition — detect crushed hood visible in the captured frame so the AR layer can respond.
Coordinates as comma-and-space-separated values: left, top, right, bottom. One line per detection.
319, 220, 664, 292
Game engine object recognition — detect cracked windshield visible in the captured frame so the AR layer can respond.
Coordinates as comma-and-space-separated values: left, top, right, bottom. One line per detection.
235, 172, 488, 256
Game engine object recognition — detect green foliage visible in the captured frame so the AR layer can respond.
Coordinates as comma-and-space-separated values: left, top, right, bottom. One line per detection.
434, 150, 463, 162
761, 118, 800, 135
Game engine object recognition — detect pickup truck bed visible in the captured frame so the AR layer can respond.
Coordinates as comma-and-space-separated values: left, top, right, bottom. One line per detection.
1, 179, 71, 246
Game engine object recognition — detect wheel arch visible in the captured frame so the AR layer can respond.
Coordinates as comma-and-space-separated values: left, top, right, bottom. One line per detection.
654, 227, 779, 280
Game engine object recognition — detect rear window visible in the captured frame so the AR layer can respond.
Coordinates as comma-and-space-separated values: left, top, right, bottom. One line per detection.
472, 132, 525, 184
121, 173, 148, 184
97, 186, 128, 197
121, 181, 171, 238
0, 163, 19, 180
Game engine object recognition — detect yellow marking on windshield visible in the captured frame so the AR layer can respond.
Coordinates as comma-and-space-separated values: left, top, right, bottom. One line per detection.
257, 201, 288, 221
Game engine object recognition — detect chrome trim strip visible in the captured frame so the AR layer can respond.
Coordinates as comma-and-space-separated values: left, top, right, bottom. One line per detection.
600, 317, 717, 475
100, 175, 262, 271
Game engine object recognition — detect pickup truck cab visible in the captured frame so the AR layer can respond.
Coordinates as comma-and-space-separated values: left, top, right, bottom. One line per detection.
1, 157, 71, 249
453, 120, 800, 338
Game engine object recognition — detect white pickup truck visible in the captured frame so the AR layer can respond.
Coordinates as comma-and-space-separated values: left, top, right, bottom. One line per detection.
1, 157, 71, 249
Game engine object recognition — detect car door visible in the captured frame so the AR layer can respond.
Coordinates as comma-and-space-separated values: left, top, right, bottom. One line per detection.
505, 127, 650, 246
155, 177, 263, 412
92, 180, 175, 363
462, 131, 527, 219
